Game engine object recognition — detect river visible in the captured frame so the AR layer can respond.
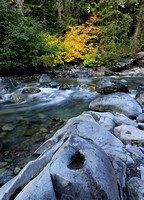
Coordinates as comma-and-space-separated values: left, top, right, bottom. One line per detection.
0, 75, 143, 186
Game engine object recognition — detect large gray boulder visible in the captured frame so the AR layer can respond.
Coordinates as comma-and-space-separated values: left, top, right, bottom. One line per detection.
0, 113, 133, 200
89, 92, 142, 118
50, 135, 120, 200
16, 135, 120, 200
127, 177, 144, 200
96, 78, 128, 94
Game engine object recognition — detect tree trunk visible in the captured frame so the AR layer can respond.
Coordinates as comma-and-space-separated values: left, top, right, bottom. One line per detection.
134, 1, 144, 40
17, 0, 24, 15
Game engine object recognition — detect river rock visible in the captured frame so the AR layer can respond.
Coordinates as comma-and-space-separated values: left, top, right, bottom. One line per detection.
138, 123, 144, 130
114, 125, 144, 145
140, 166, 144, 180
59, 84, 70, 90
114, 116, 138, 127
22, 87, 41, 94
0, 169, 13, 186
77, 77, 92, 83
127, 177, 144, 200
10, 92, 27, 103
49, 82, 59, 88
50, 135, 120, 200
126, 145, 144, 160
96, 78, 128, 94
0, 162, 8, 168
89, 92, 142, 118
135, 86, 144, 107
39, 74, 51, 85
137, 113, 144, 122
2, 124, 15, 132
84, 111, 115, 131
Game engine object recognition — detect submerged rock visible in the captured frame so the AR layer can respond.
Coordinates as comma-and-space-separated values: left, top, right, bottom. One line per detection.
10, 92, 27, 103
127, 177, 144, 200
59, 84, 70, 90
49, 82, 59, 88
22, 87, 41, 94
89, 92, 142, 118
2, 124, 15, 132
0, 169, 13, 186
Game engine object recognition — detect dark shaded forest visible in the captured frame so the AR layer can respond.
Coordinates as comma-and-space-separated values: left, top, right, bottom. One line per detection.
0, 0, 144, 74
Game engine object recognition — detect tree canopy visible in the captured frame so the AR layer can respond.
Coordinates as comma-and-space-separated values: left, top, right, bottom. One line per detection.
0, 0, 143, 74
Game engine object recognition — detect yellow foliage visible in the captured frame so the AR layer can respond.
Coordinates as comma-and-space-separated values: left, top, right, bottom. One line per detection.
36, 15, 103, 67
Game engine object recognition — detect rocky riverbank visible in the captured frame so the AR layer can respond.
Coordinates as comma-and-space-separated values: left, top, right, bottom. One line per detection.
0, 76, 144, 200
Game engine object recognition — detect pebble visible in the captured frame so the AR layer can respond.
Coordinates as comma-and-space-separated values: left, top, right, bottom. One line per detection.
14, 167, 21, 175
40, 128, 48, 133
2, 124, 15, 132
38, 113, 46, 119
0, 162, 8, 168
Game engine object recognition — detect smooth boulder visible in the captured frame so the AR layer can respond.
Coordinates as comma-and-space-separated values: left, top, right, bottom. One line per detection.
50, 135, 120, 200
114, 125, 144, 145
96, 78, 128, 94
89, 92, 142, 118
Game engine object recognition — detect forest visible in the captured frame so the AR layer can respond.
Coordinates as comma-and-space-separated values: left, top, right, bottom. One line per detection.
0, 0, 144, 75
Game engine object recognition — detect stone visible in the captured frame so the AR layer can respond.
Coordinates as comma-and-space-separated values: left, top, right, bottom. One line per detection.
0, 169, 13, 186
96, 77, 128, 94
138, 123, 144, 130
0, 113, 133, 200
114, 116, 138, 127
126, 145, 144, 159
38, 113, 46, 119
0, 162, 8, 168
84, 111, 115, 131
114, 125, 144, 145
15, 167, 57, 200
59, 84, 70, 90
77, 77, 92, 83
89, 92, 142, 118
22, 87, 41, 94
49, 82, 59, 88
2, 124, 15, 132
10, 92, 27, 103
14, 167, 21, 175
40, 128, 48, 133
127, 177, 144, 200
50, 135, 120, 200
136, 86, 144, 107
139, 166, 144, 181
39, 74, 51, 85
137, 113, 144, 122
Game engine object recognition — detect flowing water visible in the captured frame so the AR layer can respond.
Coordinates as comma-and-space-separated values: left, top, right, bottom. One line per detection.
0, 75, 143, 186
